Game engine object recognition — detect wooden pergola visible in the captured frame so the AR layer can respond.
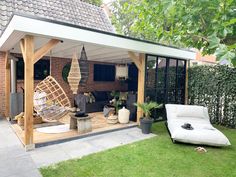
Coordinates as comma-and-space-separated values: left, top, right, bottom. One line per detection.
0, 15, 195, 150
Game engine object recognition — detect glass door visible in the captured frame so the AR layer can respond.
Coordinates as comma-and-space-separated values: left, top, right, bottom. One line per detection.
145, 55, 187, 121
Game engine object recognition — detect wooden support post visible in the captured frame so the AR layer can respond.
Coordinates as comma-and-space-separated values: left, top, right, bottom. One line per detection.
21, 35, 35, 150
4, 52, 10, 118
128, 51, 145, 124
185, 60, 190, 105
137, 53, 145, 124
19, 36, 60, 150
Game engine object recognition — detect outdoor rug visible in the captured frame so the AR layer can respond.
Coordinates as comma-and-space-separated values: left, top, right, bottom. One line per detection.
36, 124, 71, 134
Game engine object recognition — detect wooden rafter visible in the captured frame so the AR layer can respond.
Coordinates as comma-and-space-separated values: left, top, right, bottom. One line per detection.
34, 39, 60, 63
128, 51, 142, 70
20, 39, 26, 62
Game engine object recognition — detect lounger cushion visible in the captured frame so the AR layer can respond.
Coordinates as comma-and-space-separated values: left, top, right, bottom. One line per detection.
166, 104, 231, 147
176, 105, 206, 119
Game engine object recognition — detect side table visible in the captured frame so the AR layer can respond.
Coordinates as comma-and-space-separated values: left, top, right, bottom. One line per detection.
69, 113, 92, 134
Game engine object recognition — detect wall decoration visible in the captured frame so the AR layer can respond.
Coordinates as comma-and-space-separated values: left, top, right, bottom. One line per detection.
62, 63, 70, 83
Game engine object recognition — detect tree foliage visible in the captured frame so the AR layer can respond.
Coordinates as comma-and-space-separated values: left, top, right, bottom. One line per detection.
111, 0, 236, 66
188, 65, 236, 128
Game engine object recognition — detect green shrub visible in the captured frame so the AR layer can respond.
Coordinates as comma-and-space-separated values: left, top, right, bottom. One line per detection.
188, 65, 236, 128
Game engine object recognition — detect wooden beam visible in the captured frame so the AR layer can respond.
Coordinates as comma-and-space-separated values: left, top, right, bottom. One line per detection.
20, 39, 26, 62
34, 39, 60, 64
128, 51, 142, 70
22, 35, 34, 149
136, 53, 145, 124
4, 52, 10, 118
5, 52, 10, 69
185, 60, 190, 104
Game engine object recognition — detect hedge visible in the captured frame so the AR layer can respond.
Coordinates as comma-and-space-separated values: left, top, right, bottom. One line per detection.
188, 65, 236, 128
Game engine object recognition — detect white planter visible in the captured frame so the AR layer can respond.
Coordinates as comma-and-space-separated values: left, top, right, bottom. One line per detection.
118, 107, 130, 124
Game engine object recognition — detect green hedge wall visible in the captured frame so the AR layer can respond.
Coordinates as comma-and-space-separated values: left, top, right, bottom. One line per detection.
188, 65, 236, 128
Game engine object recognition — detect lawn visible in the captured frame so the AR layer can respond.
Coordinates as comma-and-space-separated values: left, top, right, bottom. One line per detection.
40, 122, 236, 177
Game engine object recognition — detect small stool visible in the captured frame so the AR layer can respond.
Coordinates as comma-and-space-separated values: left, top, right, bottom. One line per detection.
70, 114, 92, 134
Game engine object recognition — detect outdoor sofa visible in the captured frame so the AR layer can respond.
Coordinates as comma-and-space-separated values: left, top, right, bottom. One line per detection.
165, 104, 231, 147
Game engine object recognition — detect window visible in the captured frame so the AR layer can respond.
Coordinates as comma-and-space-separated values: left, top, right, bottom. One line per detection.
145, 55, 187, 121
17, 58, 50, 80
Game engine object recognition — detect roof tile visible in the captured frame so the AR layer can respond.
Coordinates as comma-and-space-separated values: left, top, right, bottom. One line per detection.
0, 0, 114, 36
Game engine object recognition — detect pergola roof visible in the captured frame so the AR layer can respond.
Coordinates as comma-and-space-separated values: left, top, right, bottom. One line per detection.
0, 14, 196, 62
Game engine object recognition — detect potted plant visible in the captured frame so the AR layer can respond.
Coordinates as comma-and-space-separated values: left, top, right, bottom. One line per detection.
134, 102, 162, 134
110, 91, 123, 115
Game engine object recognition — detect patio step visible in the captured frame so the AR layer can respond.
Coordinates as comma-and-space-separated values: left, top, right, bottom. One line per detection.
35, 124, 138, 148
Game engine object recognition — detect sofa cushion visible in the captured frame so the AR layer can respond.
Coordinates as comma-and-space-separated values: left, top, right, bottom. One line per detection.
92, 91, 108, 102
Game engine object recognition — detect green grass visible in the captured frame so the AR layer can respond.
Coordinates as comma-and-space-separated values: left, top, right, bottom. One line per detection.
40, 122, 236, 177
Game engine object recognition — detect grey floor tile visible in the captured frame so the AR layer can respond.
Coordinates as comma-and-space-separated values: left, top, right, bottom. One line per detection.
27, 127, 156, 168
0, 119, 41, 177
9, 169, 42, 177
30, 147, 70, 167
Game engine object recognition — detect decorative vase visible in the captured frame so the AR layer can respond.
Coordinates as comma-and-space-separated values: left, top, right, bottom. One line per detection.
68, 52, 81, 94
118, 107, 130, 124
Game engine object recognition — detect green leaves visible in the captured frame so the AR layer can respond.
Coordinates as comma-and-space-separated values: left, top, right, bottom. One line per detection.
189, 65, 236, 128
215, 44, 236, 67
111, 0, 236, 67
134, 102, 163, 118
208, 34, 221, 49
223, 18, 236, 27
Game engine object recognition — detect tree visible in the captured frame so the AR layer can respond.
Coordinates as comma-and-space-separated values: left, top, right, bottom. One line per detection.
111, 0, 236, 66
83, 0, 102, 6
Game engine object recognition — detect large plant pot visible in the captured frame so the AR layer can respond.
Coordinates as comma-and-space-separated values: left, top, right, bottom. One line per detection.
140, 118, 154, 134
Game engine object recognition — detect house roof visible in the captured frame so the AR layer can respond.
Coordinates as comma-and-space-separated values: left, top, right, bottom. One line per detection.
0, 14, 196, 60
0, 0, 114, 36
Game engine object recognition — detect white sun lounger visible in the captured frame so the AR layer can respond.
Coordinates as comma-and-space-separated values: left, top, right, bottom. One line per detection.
165, 104, 231, 147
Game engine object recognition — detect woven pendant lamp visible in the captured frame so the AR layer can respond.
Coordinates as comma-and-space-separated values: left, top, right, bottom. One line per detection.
116, 64, 128, 80
68, 52, 81, 94
79, 46, 89, 86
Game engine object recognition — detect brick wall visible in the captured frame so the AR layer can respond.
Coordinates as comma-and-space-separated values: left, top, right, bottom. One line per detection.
51, 57, 127, 105
0, 52, 6, 117
7, 55, 127, 111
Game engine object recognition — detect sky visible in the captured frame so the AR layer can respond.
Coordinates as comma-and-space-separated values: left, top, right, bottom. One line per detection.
103, 0, 115, 4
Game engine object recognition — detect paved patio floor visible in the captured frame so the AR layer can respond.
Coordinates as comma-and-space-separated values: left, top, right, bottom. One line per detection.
29, 127, 156, 167
0, 117, 156, 176
0, 118, 41, 177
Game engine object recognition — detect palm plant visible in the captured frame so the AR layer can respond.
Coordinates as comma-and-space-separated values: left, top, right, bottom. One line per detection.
134, 102, 162, 119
